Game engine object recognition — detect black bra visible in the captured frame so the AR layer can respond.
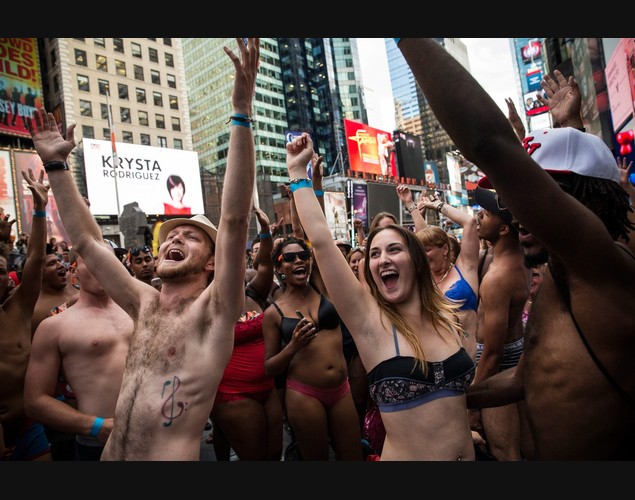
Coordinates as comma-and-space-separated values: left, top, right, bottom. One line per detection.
367, 324, 475, 412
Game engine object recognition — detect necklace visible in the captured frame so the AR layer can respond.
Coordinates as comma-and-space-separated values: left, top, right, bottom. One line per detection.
435, 263, 454, 285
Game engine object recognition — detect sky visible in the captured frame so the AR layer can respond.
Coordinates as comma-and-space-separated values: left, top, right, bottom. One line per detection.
356, 38, 518, 133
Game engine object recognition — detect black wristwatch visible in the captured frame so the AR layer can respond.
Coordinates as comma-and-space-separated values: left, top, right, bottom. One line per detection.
43, 160, 70, 173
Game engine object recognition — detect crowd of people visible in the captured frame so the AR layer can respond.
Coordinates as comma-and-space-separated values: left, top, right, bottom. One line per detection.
1, 38, 633, 461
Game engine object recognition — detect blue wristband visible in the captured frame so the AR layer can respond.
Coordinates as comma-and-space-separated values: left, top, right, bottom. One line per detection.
33, 210, 47, 217
89, 417, 104, 438
231, 119, 252, 128
259, 232, 271, 239
289, 179, 313, 193
313, 189, 324, 197
393, 38, 402, 45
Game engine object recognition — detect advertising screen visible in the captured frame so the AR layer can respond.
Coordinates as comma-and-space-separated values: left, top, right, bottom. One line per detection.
344, 119, 396, 177
523, 90, 549, 116
14, 150, 70, 244
393, 130, 424, 182
606, 38, 635, 132
0, 38, 43, 139
0, 149, 17, 239
83, 139, 204, 217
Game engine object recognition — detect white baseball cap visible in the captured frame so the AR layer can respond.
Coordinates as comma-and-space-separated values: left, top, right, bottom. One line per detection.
478, 127, 619, 188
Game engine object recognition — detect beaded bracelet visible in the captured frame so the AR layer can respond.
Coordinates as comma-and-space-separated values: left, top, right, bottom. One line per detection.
227, 113, 254, 128
289, 178, 313, 193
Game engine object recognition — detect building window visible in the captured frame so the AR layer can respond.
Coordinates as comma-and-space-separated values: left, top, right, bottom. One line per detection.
148, 47, 159, 63
98, 79, 109, 96
82, 125, 95, 138
163, 38, 172, 46
94, 38, 105, 48
49, 49, 56, 65
74, 49, 87, 66
165, 52, 174, 67
171, 117, 181, 132
79, 100, 92, 117
118, 83, 129, 100
173, 138, 183, 150
150, 69, 160, 85
133, 64, 144, 81
136, 87, 146, 103
156, 114, 165, 129
53, 76, 59, 93
102, 128, 110, 140
131, 42, 142, 58
140, 133, 151, 146
166, 74, 176, 89
122, 131, 133, 143
96, 54, 108, 72
115, 60, 126, 77
113, 38, 124, 53
153, 91, 163, 107
101, 103, 109, 120
169, 95, 179, 110
120, 107, 131, 123
77, 74, 90, 92
158, 136, 168, 148
73, 38, 85, 42
138, 110, 149, 126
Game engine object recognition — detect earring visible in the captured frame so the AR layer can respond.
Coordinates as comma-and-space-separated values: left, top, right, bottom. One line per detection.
279, 274, 286, 281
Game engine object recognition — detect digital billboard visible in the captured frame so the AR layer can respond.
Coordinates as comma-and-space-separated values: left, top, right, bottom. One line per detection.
523, 90, 549, 116
606, 38, 635, 132
0, 38, 43, 139
323, 191, 348, 240
344, 119, 396, 177
393, 130, 424, 182
83, 139, 204, 216
14, 150, 70, 244
0, 149, 17, 239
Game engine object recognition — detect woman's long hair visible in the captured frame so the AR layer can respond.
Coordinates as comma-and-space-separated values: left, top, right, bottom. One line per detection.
363, 224, 464, 373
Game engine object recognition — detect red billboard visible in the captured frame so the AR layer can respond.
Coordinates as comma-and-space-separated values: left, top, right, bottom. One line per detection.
521, 41, 542, 64
0, 38, 43, 139
344, 119, 396, 176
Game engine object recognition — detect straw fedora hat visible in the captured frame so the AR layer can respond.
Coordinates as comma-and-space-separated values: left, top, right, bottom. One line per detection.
158, 214, 218, 245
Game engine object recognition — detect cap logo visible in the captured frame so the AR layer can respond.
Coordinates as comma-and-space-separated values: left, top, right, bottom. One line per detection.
521, 135, 541, 156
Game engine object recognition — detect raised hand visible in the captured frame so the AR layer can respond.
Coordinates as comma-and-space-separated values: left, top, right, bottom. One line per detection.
617, 156, 635, 201
505, 97, 525, 141
21, 168, 50, 211
311, 152, 324, 181
537, 69, 582, 128
286, 133, 314, 178
253, 205, 271, 233
27, 108, 77, 164
0, 213, 16, 243
396, 184, 414, 205
224, 38, 260, 114
269, 216, 284, 238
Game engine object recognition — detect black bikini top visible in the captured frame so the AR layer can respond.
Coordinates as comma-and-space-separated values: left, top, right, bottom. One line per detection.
271, 294, 341, 344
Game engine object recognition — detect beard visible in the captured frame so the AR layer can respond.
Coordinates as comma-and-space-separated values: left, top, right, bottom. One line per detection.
157, 257, 204, 281
523, 247, 548, 269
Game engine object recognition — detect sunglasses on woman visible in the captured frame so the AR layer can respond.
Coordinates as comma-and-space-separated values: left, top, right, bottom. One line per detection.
278, 250, 312, 263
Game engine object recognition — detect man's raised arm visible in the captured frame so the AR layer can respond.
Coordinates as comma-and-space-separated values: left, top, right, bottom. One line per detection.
27, 109, 140, 311
208, 38, 259, 323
